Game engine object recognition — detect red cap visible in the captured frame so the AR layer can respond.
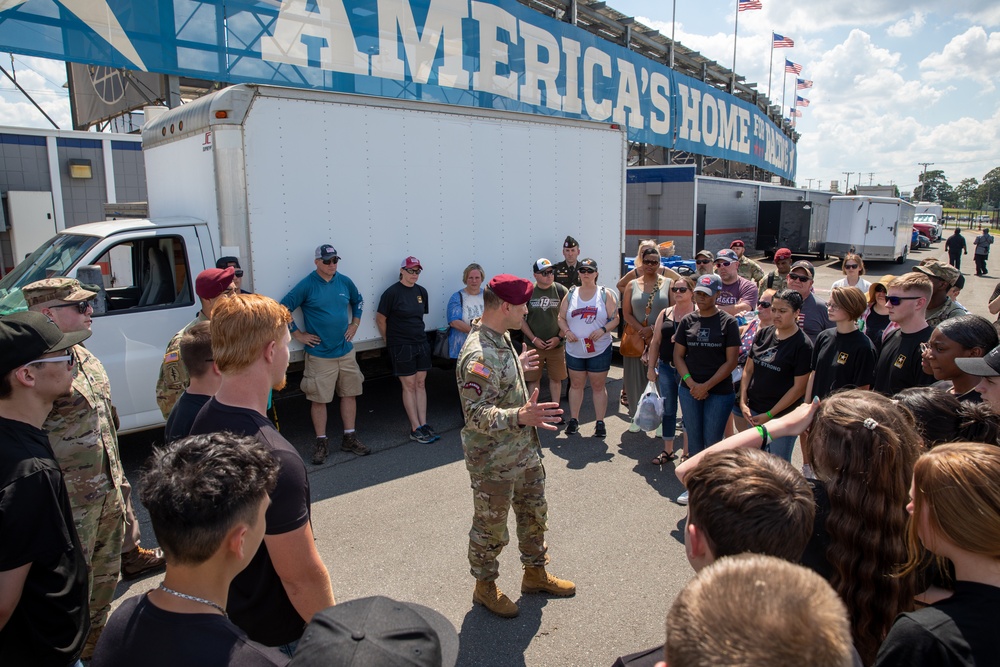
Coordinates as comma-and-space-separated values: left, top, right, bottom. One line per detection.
730, 239, 744, 248
488, 274, 533, 305
195, 267, 235, 299
774, 248, 792, 260
401, 256, 422, 270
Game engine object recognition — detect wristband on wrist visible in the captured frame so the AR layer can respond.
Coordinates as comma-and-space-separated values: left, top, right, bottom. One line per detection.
682, 373, 692, 381
755, 424, 772, 448
766, 410, 773, 419
600, 326, 607, 333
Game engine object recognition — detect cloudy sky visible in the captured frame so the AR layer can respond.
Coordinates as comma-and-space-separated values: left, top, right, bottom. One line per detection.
2, 0, 998, 198
614, 0, 1000, 197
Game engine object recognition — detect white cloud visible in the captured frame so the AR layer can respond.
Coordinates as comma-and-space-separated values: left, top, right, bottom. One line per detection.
0, 56, 72, 129
887, 13, 926, 38
920, 27, 1000, 91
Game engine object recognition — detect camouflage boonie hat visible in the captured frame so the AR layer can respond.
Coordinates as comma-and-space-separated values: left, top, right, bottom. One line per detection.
22, 278, 97, 308
915, 260, 960, 287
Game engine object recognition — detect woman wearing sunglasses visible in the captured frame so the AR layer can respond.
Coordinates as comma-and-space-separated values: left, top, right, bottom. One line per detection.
647, 276, 695, 464
376, 256, 439, 444
875, 443, 1000, 666
830, 253, 870, 293
621, 247, 673, 430
863, 275, 896, 354
738, 289, 813, 462
807, 286, 876, 401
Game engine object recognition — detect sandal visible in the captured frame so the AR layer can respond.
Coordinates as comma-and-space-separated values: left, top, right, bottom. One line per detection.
651, 450, 677, 465
620, 390, 629, 408
678, 454, 690, 463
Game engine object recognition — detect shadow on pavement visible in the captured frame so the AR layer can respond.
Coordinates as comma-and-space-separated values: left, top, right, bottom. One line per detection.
456, 595, 547, 667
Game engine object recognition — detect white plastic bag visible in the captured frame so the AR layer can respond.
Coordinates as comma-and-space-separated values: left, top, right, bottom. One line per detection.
632, 381, 663, 432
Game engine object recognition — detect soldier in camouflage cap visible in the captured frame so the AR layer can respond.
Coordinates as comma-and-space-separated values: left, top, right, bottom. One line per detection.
456, 274, 575, 619
23, 277, 126, 658
155, 267, 236, 418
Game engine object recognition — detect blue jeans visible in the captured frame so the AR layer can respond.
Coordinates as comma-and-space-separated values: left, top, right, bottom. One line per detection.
657, 362, 681, 440
749, 408, 797, 462
678, 385, 734, 455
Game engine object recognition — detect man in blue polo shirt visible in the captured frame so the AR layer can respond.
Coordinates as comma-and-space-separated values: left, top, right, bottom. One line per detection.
281, 244, 368, 464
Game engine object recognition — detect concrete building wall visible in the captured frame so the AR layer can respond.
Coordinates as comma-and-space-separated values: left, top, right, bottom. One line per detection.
625, 166, 696, 258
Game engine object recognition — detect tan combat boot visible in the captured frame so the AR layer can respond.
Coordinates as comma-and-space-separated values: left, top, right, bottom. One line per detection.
473, 579, 519, 618
521, 566, 576, 597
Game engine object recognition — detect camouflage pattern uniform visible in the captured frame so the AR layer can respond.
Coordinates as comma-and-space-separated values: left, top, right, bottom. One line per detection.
44, 344, 125, 645
925, 297, 968, 328
457, 320, 548, 582
156, 313, 207, 418
758, 270, 789, 295
738, 255, 765, 284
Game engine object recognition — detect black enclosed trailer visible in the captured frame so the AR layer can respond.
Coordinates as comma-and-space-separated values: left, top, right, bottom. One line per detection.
755, 199, 828, 259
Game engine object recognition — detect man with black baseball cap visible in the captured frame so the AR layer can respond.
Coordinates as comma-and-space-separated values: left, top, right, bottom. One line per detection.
955, 345, 1000, 410
785, 261, 832, 343
0, 311, 91, 665
456, 275, 573, 619
217, 256, 251, 294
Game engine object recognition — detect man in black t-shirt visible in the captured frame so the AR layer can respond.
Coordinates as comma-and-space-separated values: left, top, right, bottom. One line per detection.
92, 433, 287, 666
188, 295, 335, 654
0, 311, 92, 666
873, 273, 935, 394
165, 321, 220, 441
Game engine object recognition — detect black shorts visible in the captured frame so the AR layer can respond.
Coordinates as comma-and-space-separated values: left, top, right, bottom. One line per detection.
389, 342, 432, 377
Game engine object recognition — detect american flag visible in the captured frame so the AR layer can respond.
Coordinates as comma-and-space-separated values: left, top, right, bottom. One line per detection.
796, 96, 810, 107
739, 0, 763, 11
773, 33, 794, 48
797, 78, 813, 90
790, 109, 803, 117
785, 59, 803, 74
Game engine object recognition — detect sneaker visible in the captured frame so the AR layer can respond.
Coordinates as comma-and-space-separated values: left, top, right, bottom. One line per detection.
594, 421, 606, 438
121, 546, 166, 580
410, 428, 434, 444
340, 432, 370, 456
676, 490, 689, 505
421, 424, 441, 442
565, 418, 579, 435
312, 437, 329, 464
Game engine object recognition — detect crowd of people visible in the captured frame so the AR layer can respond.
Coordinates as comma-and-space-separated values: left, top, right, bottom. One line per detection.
2, 230, 999, 667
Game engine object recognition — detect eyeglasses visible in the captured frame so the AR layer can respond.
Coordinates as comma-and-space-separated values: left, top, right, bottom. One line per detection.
714, 261, 734, 267
578, 268, 596, 274
642, 259, 660, 266
919, 342, 933, 354
234, 269, 244, 277
843, 264, 859, 270
27, 349, 75, 368
321, 258, 339, 265
758, 301, 772, 309
786, 273, 811, 282
886, 295, 921, 306
695, 259, 712, 265
403, 268, 422, 275
49, 301, 93, 314
670, 287, 689, 293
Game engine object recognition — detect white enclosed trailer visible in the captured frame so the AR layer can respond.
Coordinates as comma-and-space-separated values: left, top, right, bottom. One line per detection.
826, 196, 915, 263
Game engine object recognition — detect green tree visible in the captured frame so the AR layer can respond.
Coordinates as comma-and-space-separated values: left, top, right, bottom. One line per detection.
979, 167, 1000, 211
912, 169, 953, 203
956, 177, 980, 209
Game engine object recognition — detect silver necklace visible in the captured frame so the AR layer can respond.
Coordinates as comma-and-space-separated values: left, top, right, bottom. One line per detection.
158, 583, 228, 617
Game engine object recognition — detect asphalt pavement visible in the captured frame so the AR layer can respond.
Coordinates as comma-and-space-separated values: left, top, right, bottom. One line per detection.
112, 238, 996, 666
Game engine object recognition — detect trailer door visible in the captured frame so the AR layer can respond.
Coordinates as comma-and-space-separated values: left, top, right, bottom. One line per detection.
865, 201, 900, 251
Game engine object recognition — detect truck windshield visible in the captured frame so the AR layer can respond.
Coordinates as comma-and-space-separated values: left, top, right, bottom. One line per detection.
0, 234, 99, 314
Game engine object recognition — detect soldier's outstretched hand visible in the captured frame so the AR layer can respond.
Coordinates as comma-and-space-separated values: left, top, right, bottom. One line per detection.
519, 343, 540, 372
518, 387, 563, 430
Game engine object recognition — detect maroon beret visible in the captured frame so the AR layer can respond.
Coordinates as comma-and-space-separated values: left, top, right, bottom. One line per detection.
195, 267, 235, 299
488, 274, 533, 305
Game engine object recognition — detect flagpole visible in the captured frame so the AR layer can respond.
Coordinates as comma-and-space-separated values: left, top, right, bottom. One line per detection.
670, 0, 676, 69
767, 32, 774, 99
732, 0, 739, 92
782, 68, 788, 121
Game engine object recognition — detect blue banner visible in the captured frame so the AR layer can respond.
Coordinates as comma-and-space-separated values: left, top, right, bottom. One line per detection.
0, 0, 795, 179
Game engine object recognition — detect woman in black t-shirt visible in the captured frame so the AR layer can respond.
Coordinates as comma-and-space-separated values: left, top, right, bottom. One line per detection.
863, 276, 894, 352
647, 276, 695, 464
876, 443, 1000, 667
807, 286, 876, 402
739, 289, 812, 462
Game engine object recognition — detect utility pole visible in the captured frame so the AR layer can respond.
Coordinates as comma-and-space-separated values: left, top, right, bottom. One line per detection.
806, 178, 814, 189
842, 171, 853, 193
918, 162, 934, 201
866, 172, 875, 185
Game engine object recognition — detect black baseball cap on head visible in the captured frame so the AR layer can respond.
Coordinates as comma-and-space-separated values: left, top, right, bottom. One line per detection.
0, 311, 91, 376
289, 596, 458, 667
955, 345, 1000, 378
216, 256, 241, 269
790, 260, 815, 278
578, 258, 598, 270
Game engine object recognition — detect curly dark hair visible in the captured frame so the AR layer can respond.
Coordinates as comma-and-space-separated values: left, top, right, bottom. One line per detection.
894, 387, 1000, 446
809, 390, 924, 665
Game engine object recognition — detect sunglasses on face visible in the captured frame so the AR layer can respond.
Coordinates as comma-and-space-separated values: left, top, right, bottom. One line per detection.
886, 295, 921, 306
234, 269, 244, 277
642, 259, 660, 266
536, 269, 554, 276
49, 301, 93, 314
403, 268, 422, 275
786, 273, 810, 282
695, 259, 712, 265
27, 348, 75, 368
714, 261, 734, 267
578, 268, 596, 274
843, 264, 859, 270
670, 287, 689, 293
321, 258, 339, 265
758, 301, 771, 309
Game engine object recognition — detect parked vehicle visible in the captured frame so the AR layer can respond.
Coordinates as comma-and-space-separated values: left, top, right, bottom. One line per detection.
755, 199, 828, 259
826, 196, 915, 263
0, 84, 627, 432
913, 214, 941, 241
914, 201, 943, 223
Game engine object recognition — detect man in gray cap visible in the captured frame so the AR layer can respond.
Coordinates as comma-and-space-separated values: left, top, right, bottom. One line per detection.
456, 274, 574, 619
915, 259, 967, 327
281, 244, 368, 463
0, 311, 91, 665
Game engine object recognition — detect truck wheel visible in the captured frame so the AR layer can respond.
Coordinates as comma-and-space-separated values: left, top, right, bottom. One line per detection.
896, 254, 905, 264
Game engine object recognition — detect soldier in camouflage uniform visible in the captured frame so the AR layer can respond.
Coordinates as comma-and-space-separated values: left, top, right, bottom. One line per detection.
23, 278, 126, 658
456, 274, 575, 619
156, 266, 235, 418
730, 240, 765, 284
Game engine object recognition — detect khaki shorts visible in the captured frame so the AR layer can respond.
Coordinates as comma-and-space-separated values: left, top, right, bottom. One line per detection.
523, 345, 568, 383
301, 351, 364, 402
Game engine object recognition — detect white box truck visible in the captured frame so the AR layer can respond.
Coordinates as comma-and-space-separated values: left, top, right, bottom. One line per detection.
0, 84, 627, 433
826, 196, 915, 263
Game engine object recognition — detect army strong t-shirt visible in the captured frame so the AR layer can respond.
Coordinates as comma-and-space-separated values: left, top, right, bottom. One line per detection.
810, 328, 876, 399
377, 281, 429, 346
674, 311, 740, 395
873, 326, 935, 395
745, 326, 813, 416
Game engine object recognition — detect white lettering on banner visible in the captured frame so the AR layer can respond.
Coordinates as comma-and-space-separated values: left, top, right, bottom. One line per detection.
612, 59, 643, 129
373, 0, 467, 87
261, 0, 368, 74
561, 38, 583, 114
472, 2, 518, 99
582, 46, 612, 120
701, 91, 718, 147
648, 71, 670, 134
520, 21, 562, 110
675, 83, 701, 142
